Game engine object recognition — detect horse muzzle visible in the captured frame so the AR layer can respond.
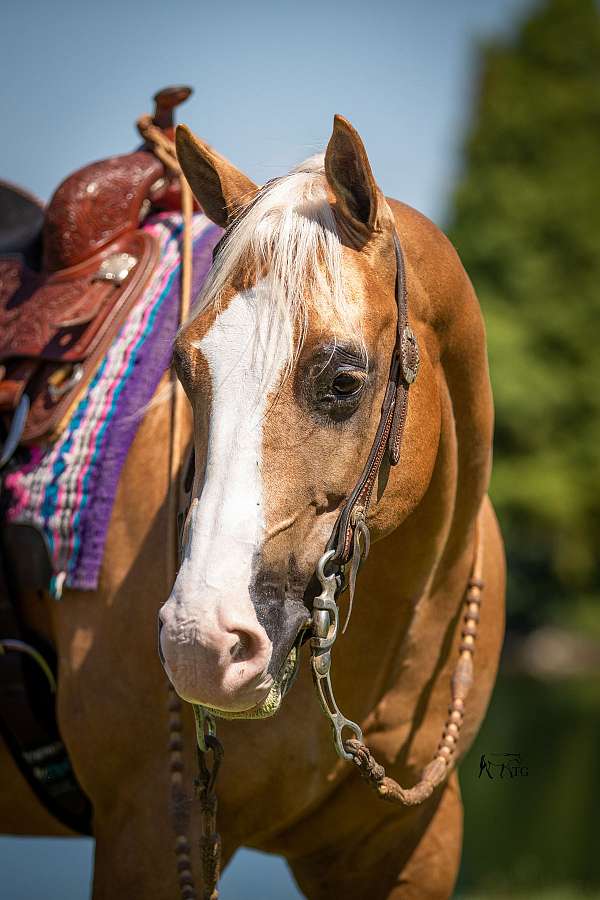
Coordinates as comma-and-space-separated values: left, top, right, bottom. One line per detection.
158, 600, 275, 713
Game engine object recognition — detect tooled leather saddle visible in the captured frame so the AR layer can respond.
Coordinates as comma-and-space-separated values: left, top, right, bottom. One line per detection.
0, 87, 196, 835
0, 85, 196, 461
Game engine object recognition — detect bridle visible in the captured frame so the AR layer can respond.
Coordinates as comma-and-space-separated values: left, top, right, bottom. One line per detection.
309, 229, 420, 760
192, 218, 418, 726
178, 211, 485, 900
325, 232, 419, 566
305, 230, 484, 801
323, 231, 418, 621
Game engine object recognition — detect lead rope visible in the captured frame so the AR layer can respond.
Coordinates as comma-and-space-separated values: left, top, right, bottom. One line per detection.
140, 119, 224, 900
312, 508, 485, 805
193, 706, 223, 900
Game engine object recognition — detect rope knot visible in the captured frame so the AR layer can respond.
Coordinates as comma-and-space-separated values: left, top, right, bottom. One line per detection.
345, 739, 386, 783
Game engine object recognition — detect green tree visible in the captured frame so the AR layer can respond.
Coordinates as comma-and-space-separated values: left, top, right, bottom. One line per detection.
447, 0, 600, 632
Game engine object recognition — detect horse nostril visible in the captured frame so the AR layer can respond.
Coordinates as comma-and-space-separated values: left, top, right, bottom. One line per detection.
229, 631, 254, 662
157, 615, 167, 665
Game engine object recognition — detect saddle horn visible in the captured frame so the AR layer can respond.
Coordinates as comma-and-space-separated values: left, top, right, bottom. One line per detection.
152, 86, 193, 134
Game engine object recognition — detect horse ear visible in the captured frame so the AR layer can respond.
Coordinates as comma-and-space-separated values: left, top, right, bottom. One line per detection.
325, 115, 380, 237
176, 125, 258, 229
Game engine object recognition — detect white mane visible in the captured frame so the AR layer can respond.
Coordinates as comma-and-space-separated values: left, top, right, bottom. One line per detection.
189, 154, 365, 375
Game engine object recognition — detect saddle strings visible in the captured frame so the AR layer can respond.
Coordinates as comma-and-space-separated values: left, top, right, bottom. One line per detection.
136, 115, 194, 576
138, 117, 221, 900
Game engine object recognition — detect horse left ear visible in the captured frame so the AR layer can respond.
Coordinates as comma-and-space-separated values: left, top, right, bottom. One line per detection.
176, 124, 258, 229
325, 115, 381, 237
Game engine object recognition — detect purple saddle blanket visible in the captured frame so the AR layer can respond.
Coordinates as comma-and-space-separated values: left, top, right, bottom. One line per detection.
1, 212, 220, 598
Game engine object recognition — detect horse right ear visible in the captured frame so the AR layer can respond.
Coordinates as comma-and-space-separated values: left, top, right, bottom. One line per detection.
176, 125, 258, 229
325, 115, 382, 240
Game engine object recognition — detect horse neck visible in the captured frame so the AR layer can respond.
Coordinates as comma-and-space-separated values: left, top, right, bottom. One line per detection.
338, 219, 494, 694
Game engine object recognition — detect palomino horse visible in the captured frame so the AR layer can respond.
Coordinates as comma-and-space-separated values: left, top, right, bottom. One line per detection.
1, 115, 504, 899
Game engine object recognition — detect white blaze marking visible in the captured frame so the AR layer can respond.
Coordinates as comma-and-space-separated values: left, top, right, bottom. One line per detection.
169, 282, 289, 643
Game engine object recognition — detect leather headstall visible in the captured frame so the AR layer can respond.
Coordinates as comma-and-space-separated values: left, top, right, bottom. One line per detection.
325, 231, 420, 585
210, 217, 420, 603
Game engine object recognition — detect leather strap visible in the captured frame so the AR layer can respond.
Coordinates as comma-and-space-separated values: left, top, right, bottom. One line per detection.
0, 231, 159, 443
0, 536, 92, 834
213, 223, 420, 571
326, 232, 419, 567
211, 212, 420, 576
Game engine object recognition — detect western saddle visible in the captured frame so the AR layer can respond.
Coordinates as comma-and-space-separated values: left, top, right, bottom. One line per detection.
0, 85, 196, 464
0, 87, 196, 835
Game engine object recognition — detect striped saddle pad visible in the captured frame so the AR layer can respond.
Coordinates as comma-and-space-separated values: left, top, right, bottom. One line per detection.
2, 212, 220, 598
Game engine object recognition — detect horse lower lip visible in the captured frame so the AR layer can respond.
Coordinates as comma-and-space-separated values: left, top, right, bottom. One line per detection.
239, 682, 274, 711
247, 673, 274, 695
227, 673, 275, 709
208, 681, 274, 714
267, 618, 310, 678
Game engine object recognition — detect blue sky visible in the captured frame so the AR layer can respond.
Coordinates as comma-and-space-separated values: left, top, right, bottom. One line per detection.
2, 0, 535, 224
0, 1, 536, 897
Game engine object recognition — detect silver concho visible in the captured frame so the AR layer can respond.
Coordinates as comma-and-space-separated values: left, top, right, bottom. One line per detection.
401, 325, 420, 384
94, 252, 138, 286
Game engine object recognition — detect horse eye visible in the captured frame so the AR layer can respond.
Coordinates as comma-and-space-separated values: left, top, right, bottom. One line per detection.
332, 372, 364, 397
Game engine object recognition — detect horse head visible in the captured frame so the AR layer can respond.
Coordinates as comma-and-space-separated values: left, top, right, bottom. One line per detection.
159, 116, 441, 717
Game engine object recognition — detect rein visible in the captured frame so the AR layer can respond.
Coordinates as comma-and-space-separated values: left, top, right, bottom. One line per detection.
311, 510, 484, 804
169, 206, 485, 896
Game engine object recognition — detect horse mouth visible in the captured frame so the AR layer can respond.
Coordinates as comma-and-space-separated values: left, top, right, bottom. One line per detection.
193, 636, 304, 722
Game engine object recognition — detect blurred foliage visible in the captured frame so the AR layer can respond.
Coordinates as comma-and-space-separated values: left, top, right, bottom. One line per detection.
446, 0, 600, 633
457, 675, 600, 896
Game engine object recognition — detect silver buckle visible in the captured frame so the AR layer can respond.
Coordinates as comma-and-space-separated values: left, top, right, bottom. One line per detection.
48, 363, 84, 402
0, 394, 29, 468
401, 325, 420, 384
93, 252, 138, 286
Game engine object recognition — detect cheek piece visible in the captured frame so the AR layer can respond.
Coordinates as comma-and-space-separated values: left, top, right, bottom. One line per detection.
310, 230, 420, 761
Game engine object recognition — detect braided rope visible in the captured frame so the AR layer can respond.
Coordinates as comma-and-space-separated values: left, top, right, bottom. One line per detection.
345, 513, 484, 805
195, 738, 224, 900
136, 114, 195, 572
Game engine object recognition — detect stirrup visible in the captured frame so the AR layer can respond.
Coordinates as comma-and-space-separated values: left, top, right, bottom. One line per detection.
0, 394, 29, 468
